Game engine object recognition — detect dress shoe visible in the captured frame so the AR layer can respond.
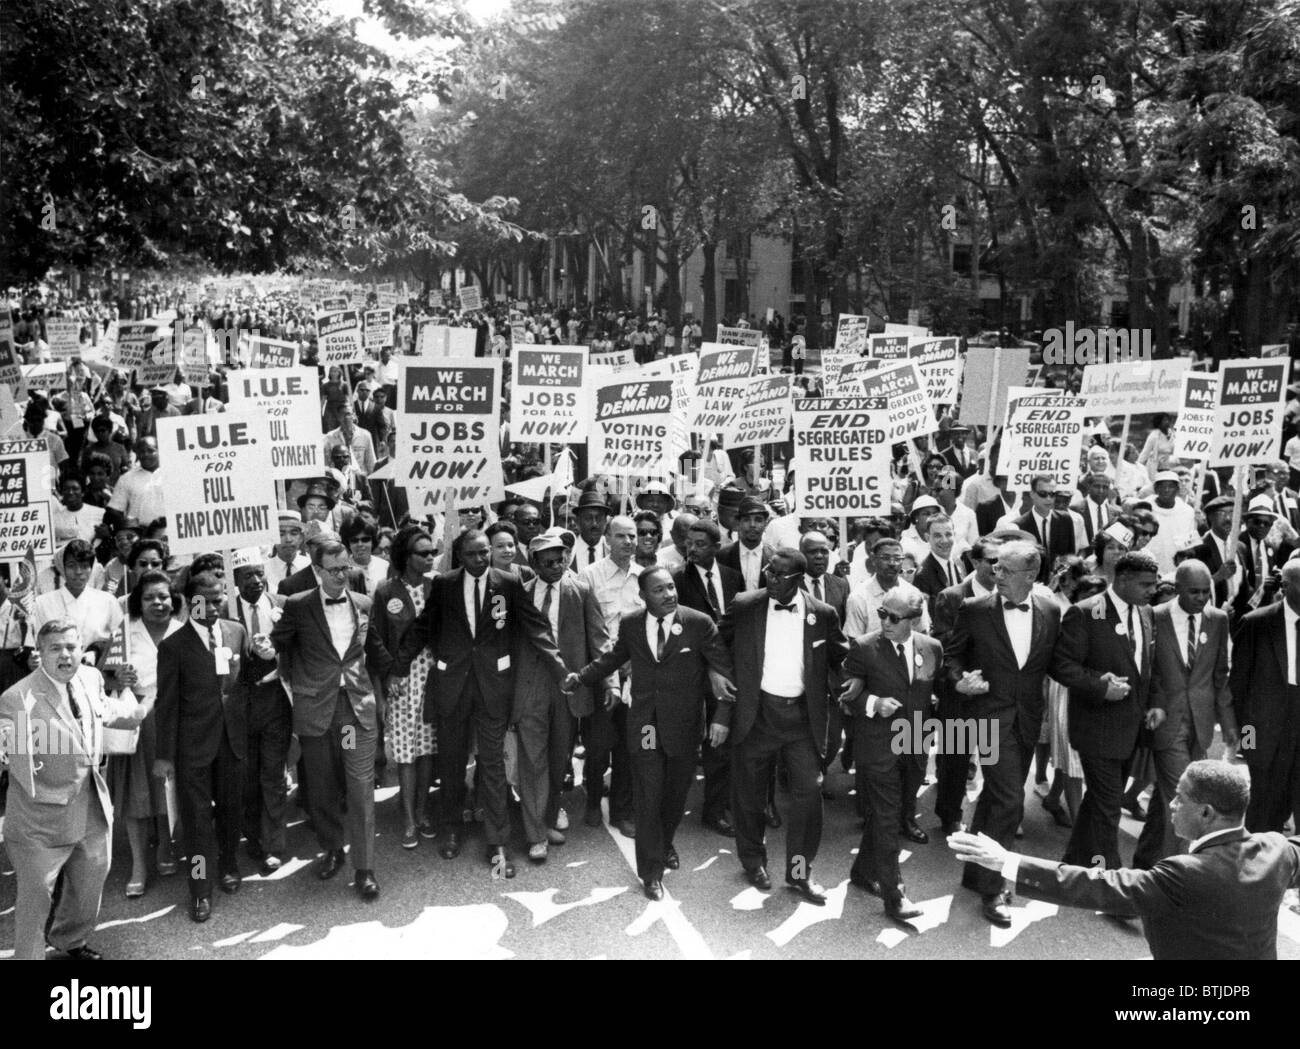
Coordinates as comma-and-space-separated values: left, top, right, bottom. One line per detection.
219, 871, 242, 895
644, 879, 664, 901
317, 848, 346, 880
899, 820, 929, 844
64, 944, 104, 960
584, 803, 603, 827
125, 878, 146, 899
886, 895, 924, 922
1041, 796, 1073, 828
487, 847, 516, 879
401, 827, 419, 849
547, 827, 566, 845
613, 819, 636, 839
702, 815, 734, 836
981, 891, 1013, 927
555, 807, 570, 831
665, 845, 680, 870
261, 855, 282, 876
786, 877, 827, 906
439, 830, 463, 860
190, 897, 212, 924
1122, 798, 1148, 821
939, 820, 962, 836
529, 841, 548, 863
355, 870, 380, 901
764, 803, 782, 829
156, 846, 179, 877
745, 866, 772, 891
418, 817, 437, 839
849, 873, 882, 897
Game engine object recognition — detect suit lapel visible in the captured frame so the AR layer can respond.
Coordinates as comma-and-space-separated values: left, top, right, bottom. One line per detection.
36, 672, 87, 756
307, 588, 331, 647
986, 595, 1016, 663
753, 592, 767, 671
1270, 604, 1288, 680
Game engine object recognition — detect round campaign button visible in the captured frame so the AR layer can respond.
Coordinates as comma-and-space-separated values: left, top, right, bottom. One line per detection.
806, 613, 816, 626
1115, 623, 1127, 636
387, 598, 404, 615
1199, 632, 1208, 644
915, 654, 924, 668
671, 623, 683, 636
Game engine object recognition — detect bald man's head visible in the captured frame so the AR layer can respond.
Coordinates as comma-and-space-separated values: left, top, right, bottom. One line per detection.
1174, 558, 1212, 615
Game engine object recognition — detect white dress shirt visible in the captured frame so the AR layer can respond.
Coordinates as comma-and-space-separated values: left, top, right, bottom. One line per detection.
1082, 497, 1110, 538
1028, 510, 1053, 546
532, 577, 561, 638
1107, 587, 1143, 674
581, 558, 643, 638
1001, 595, 1033, 669
1285, 601, 1299, 686
1168, 601, 1204, 667
844, 575, 931, 638
738, 543, 764, 592
32, 585, 124, 650
866, 634, 915, 716
645, 609, 677, 661
761, 591, 806, 696
107, 465, 167, 526
950, 502, 979, 549
263, 553, 310, 589
696, 563, 727, 614
320, 589, 353, 657
52, 501, 104, 544
462, 570, 487, 638
579, 536, 609, 570
1208, 532, 1243, 606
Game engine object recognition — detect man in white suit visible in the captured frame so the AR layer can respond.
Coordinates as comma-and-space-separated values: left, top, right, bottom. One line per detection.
0, 619, 145, 959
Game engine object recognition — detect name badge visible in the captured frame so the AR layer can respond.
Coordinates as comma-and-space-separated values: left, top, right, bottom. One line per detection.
1199, 631, 1208, 644
214, 645, 233, 675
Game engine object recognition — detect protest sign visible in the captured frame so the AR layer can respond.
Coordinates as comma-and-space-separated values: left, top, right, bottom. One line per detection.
792, 397, 891, 515
45, 319, 82, 361
818, 349, 859, 392
458, 286, 483, 312
20, 363, 65, 395
0, 438, 54, 562
1260, 344, 1288, 358
958, 345, 1034, 430
1001, 394, 1087, 490
137, 324, 179, 387
0, 315, 20, 389
690, 345, 758, 435
414, 321, 477, 358
321, 296, 349, 312
1212, 356, 1288, 467
867, 334, 910, 360
589, 366, 681, 477
396, 358, 504, 512
885, 322, 929, 339
226, 367, 324, 479
721, 373, 793, 449
641, 353, 698, 465
156, 412, 279, 557
243, 334, 298, 369
1171, 372, 1219, 461
716, 325, 761, 348
315, 310, 364, 367
114, 321, 171, 378
179, 327, 215, 386
363, 308, 393, 352
1078, 358, 1190, 416
856, 360, 936, 441
834, 315, 872, 356
908, 337, 963, 405
511, 346, 590, 442
589, 346, 637, 372
838, 356, 881, 389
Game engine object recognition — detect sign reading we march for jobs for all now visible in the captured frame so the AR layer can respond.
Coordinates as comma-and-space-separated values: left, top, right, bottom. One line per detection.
510, 345, 591, 442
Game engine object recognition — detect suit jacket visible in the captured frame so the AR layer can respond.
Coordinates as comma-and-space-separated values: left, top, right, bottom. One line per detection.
392, 567, 568, 722
1051, 593, 1155, 760
717, 540, 768, 586
1148, 603, 1235, 752
278, 563, 367, 598
673, 561, 743, 621
1189, 533, 1247, 611
944, 592, 1061, 750
1015, 510, 1076, 580
269, 588, 385, 736
941, 444, 978, 480
515, 573, 614, 721
1229, 602, 1295, 772
932, 578, 977, 643
976, 493, 1015, 538
577, 605, 733, 757
1070, 496, 1119, 543
1013, 828, 1300, 959
843, 631, 943, 772
800, 571, 849, 623
718, 589, 849, 758
912, 552, 970, 607
231, 591, 290, 729
0, 666, 138, 847
156, 618, 249, 766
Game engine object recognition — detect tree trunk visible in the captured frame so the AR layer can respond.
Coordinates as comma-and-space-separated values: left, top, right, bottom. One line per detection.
701, 240, 717, 339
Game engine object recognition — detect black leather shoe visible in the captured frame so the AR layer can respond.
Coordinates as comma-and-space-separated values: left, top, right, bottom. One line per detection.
439, 830, 463, 860
665, 845, 680, 871
219, 871, 241, 894
317, 848, 346, 880
261, 855, 283, 876
1042, 796, 1073, 828
584, 803, 603, 827
886, 895, 924, 922
487, 847, 516, 879
850, 873, 883, 897
982, 891, 1013, 927
702, 815, 733, 836
190, 897, 212, 924
939, 820, 962, 836
764, 803, 782, 829
899, 819, 929, 844
64, 944, 104, 960
786, 877, 827, 906
355, 869, 380, 901
613, 819, 636, 839
1122, 798, 1148, 821
644, 879, 665, 901
745, 866, 772, 891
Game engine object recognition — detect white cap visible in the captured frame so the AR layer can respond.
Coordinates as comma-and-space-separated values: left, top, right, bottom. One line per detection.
229, 547, 263, 572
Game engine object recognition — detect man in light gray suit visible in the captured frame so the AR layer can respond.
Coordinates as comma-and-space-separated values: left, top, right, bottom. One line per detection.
0, 620, 145, 959
1135, 559, 1236, 867
513, 534, 617, 862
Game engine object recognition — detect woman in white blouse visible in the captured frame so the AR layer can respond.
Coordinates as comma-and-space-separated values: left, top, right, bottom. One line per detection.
31, 539, 123, 659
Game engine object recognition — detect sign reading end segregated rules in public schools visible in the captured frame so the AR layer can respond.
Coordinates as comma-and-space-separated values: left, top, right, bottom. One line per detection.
156, 412, 279, 557
792, 397, 891, 515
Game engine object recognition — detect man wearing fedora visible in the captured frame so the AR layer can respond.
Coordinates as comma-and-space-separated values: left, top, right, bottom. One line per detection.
718, 496, 770, 593
573, 486, 611, 570
1236, 493, 1289, 616
1189, 496, 1246, 613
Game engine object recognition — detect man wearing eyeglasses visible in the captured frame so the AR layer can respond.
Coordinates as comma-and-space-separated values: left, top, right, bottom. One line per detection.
1013, 474, 1076, 582
719, 548, 849, 904
844, 537, 931, 639
944, 539, 1063, 927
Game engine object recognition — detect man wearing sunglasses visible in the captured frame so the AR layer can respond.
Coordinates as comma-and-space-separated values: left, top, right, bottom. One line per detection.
719, 548, 849, 904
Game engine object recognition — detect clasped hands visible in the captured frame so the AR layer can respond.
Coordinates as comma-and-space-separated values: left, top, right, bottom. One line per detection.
838, 678, 900, 716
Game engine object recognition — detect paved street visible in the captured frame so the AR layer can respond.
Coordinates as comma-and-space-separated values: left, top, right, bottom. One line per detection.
6, 761, 1298, 961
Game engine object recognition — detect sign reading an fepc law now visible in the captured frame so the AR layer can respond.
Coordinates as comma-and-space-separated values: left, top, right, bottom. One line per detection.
792, 397, 891, 515
396, 358, 503, 512
690, 345, 758, 435
157, 412, 278, 557
511, 345, 590, 442
1212, 357, 1288, 467
226, 367, 324, 479
1172, 372, 1219, 462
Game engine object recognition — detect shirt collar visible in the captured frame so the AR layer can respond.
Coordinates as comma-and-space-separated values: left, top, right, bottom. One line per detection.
768, 591, 804, 613
650, 609, 676, 626
1107, 586, 1130, 618
971, 576, 993, 598
1188, 825, 1246, 854
1284, 602, 1300, 630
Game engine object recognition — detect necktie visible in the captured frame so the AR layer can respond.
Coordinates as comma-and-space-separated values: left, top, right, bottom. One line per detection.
1186, 613, 1197, 667
896, 642, 911, 683
250, 601, 262, 636
473, 576, 482, 633
655, 616, 666, 661
325, 596, 347, 605
1126, 605, 1136, 660
704, 569, 721, 615
1257, 542, 1268, 580
811, 576, 823, 602
66, 681, 81, 720
587, 543, 599, 567
1002, 601, 1029, 612
947, 561, 956, 587
541, 583, 553, 618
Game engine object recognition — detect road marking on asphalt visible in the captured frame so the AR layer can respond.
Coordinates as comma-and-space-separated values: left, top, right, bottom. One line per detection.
503, 885, 627, 927
765, 879, 849, 947
96, 905, 175, 931
989, 898, 1059, 948
251, 922, 304, 943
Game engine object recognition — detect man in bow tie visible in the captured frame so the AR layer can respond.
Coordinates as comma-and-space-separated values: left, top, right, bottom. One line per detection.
943, 539, 1062, 926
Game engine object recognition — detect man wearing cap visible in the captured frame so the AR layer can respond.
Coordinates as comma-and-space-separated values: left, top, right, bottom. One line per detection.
1262, 460, 1300, 533
323, 407, 376, 479
1145, 470, 1198, 577
298, 480, 336, 526
719, 496, 770, 592
1189, 496, 1245, 612
636, 481, 677, 537
1237, 494, 1287, 614
513, 534, 615, 862
264, 511, 310, 591
104, 436, 166, 535
941, 424, 978, 480
898, 495, 942, 567
574, 487, 611, 570
1013, 473, 1077, 582
278, 523, 367, 597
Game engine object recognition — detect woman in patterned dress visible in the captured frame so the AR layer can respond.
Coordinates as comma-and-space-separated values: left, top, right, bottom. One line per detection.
372, 525, 437, 849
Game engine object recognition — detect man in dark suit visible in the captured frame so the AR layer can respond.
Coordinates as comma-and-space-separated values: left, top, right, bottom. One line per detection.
567, 567, 735, 899
1071, 471, 1119, 543
277, 524, 367, 597
911, 513, 970, 613
718, 496, 770, 592
514, 535, 615, 862
1135, 560, 1236, 867
800, 528, 850, 775
1052, 550, 1160, 875
1188, 496, 1245, 613
1236, 495, 1287, 615
1015, 473, 1076, 581
975, 476, 1017, 538
944, 538, 1062, 925
719, 547, 849, 904
1230, 559, 1300, 834
672, 517, 743, 835
355, 386, 394, 452
951, 760, 1300, 959
267, 540, 388, 901
941, 425, 978, 480
391, 528, 570, 878
154, 555, 249, 923
840, 589, 942, 922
